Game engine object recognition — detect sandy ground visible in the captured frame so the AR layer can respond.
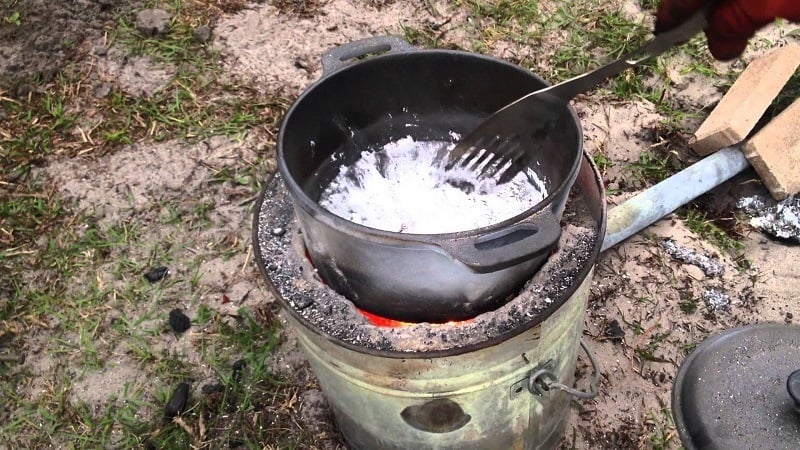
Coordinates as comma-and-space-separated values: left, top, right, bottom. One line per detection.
4, 0, 800, 448
212, 2, 800, 447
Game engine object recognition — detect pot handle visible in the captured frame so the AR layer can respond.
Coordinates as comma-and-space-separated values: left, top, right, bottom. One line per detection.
321, 35, 414, 75
434, 211, 562, 274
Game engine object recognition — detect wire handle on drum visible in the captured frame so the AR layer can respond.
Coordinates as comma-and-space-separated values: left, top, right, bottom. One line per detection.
527, 339, 600, 400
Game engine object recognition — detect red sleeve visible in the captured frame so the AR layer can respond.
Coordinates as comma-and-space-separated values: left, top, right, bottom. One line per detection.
656, 0, 800, 60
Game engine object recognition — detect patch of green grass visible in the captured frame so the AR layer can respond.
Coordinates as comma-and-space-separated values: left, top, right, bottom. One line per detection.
0, 90, 80, 180
1, 211, 130, 340
468, 0, 540, 24
1, 370, 107, 447
681, 341, 699, 355
680, 207, 745, 252
154, 351, 196, 383
546, 2, 651, 83
638, 0, 659, 11
635, 331, 673, 364
109, 305, 307, 449
117, 13, 212, 67
0, 179, 66, 247
592, 151, 612, 172
764, 69, 800, 123
95, 3, 290, 145
97, 79, 282, 145
195, 304, 214, 324
590, 9, 651, 58
647, 407, 677, 449
678, 292, 699, 314
626, 149, 674, 186
0, 371, 31, 443
401, 22, 447, 48
0, 1, 299, 447
3, 10, 21, 26
2, 300, 296, 448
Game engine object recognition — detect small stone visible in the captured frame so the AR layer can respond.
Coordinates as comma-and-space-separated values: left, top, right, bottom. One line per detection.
135, 8, 172, 37
168, 308, 191, 333
93, 83, 111, 99
193, 25, 212, 43
40, 69, 57, 84
144, 266, 169, 283
294, 56, 312, 71
683, 265, 706, 280
271, 227, 286, 237
164, 382, 190, 418
93, 45, 108, 57
15, 83, 34, 98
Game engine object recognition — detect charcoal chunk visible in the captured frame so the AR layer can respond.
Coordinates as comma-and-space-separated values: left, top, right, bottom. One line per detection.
144, 266, 169, 283
232, 359, 247, 382
168, 309, 191, 333
603, 319, 625, 341
164, 382, 190, 418
201, 382, 223, 395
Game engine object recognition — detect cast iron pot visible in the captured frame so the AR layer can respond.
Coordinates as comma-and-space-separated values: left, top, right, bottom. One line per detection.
277, 36, 584, 323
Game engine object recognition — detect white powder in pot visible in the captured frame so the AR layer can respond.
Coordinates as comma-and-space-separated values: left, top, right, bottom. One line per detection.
318, 136, 548, 234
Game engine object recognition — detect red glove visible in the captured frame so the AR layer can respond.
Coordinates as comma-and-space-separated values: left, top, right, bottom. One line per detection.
656, 0, 800, 60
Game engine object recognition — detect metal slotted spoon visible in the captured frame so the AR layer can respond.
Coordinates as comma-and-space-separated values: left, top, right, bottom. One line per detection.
445, 7, 711, 184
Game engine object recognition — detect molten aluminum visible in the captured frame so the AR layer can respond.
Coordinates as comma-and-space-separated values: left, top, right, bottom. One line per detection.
318, 136, 549, 234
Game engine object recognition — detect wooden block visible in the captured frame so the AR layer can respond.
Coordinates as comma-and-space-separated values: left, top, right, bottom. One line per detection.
691, 43, 800, 156
742, 98, 800, 200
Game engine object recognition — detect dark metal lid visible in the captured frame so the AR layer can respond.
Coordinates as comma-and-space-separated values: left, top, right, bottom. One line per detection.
672, 323, 800, 450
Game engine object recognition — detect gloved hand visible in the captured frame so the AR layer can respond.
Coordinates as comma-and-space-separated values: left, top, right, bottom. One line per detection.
656, 0, 800, 60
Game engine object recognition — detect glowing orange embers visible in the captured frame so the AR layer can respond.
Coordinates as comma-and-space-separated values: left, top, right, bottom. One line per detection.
356, 307, 473, 328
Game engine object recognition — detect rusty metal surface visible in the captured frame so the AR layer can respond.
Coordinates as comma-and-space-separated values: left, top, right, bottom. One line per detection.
286, 273, 593, 449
